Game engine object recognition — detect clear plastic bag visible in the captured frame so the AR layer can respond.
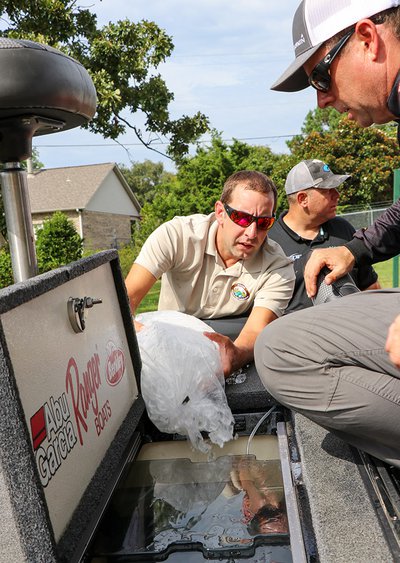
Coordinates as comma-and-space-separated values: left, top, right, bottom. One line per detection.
135, 311, 235, 453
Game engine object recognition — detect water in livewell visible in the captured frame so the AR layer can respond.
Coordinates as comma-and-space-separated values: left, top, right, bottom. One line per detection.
91, 454, 292, 562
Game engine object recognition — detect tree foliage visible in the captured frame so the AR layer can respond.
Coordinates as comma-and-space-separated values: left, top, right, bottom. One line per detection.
133, 133, 285, 251
0, 0, 210, 162
300, 107, 343, 135
130, 110, 400, 253
119, 160, 175, 206
288, 114, 400, 208
35, 211, 83, 273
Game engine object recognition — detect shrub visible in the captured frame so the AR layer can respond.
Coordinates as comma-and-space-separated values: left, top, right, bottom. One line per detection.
0, 249, 13, 288
118, 243, 136, 278
36, 212, 83, 273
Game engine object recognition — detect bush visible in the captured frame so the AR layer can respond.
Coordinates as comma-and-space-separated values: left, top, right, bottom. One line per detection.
36, 212, 83, 273
0, 249, 13, 288
118, 243, 136, 278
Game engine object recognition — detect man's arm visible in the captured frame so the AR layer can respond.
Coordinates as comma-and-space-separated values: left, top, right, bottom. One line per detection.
205, 307, 277, 377
347, 198, 400, 265
125, 263, 158, 315
305, 199, 400, 297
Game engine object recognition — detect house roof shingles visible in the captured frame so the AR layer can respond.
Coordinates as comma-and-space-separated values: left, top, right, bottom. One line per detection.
28, 162, 137, 213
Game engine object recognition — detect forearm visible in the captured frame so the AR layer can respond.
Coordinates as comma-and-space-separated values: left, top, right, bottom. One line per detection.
346, 199, 400, 266
232, 309, 278, 371
232, 330, 259, 370
204, 308, 277, 376
125, 263, 158, 314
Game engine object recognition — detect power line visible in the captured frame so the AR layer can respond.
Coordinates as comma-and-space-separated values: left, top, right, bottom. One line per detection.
33, 133, 302, 149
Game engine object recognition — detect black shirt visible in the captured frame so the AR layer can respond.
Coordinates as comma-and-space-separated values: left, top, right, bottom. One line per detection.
269, 211, 378, 313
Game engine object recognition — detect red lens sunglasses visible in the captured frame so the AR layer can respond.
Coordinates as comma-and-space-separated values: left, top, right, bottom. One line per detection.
224, 203, 275, 231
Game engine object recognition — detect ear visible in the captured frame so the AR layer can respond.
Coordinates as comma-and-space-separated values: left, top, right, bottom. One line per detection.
355, 19, 380, 61
215, 200, 225, 225
297, 191, 309, 207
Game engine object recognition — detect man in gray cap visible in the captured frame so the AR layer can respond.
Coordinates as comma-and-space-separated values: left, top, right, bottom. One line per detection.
254, 1, 400, 468
268, 159, 379, 312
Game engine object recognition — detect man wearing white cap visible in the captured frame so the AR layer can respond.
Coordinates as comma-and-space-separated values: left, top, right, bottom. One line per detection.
268, 159, 379, 312
255, 1, 400, 467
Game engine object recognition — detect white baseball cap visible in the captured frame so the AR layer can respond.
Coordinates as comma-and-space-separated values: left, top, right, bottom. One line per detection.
271, 0, 400, 92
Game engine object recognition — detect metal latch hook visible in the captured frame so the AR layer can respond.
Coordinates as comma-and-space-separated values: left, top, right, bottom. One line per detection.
67, 296, 102, 333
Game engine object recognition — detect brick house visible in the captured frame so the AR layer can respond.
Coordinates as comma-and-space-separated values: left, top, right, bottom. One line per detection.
28, 163, 141, 250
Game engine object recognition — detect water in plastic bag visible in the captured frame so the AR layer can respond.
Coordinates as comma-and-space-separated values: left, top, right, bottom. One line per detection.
135, 311, 235, 453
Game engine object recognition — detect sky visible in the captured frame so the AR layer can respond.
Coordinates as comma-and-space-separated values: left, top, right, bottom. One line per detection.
33, 0, 317, 173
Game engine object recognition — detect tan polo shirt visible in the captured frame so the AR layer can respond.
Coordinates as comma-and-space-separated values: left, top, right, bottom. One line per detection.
135, 213, 295, 319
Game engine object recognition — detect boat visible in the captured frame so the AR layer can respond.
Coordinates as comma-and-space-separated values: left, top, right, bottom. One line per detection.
0, 37, 398, 563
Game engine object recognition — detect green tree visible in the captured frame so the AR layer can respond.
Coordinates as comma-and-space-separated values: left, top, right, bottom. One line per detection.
119, 160, 175, 206
133, 178, 179, 252
134, 133, 287, 249
117, 243, 136, 278
0, 1, 210, 162
175, 133, 281, 211
296, 106, 397, 138
35, 211, 83, 273
300, 107, 343, 135
286, 116, 400, 208
129, 115, 400, 255
21, 149, 44, 171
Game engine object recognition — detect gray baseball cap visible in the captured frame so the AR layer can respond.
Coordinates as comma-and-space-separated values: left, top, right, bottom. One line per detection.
285, 160, 350, 195
271, 0, 400, 92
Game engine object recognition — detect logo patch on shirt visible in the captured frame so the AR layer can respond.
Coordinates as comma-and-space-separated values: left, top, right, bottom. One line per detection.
231, 283, 250, 301
289, 253, 303, 262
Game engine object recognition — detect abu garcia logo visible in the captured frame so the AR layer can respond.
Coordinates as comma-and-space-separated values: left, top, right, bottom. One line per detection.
30, 393, 77, 488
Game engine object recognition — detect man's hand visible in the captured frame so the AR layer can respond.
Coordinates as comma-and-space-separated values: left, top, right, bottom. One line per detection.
203, 331, 240, 377
385, 314, 400, 368
304, 246, 355, 298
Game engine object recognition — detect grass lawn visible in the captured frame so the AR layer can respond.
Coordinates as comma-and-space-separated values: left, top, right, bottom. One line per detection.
135, 258, 399, 314
136, 280, 161, 313
373, 258, 399, 288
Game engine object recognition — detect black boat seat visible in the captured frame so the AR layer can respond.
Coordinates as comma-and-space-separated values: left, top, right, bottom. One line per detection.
0, 38, 97, 162
0, 38, 96, 130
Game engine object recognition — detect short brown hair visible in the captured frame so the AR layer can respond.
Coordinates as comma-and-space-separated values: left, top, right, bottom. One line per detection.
220, 170, 277, 211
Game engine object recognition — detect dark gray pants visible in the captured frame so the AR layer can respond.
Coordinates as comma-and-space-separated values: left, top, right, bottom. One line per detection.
254, 289, 400, 467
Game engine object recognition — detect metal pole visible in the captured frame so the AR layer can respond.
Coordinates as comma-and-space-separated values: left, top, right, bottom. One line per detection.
393, 170, 400, 288
0, 162, 37, 282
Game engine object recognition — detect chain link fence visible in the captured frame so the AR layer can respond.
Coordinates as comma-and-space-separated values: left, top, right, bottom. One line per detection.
338, 204, 389, 230
338, 203, 399, 288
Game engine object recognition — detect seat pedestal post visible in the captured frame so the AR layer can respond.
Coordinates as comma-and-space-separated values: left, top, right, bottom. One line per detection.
1, 163, 37, 282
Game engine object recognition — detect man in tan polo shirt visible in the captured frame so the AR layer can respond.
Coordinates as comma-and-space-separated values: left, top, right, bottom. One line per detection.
126, 170, 295, 376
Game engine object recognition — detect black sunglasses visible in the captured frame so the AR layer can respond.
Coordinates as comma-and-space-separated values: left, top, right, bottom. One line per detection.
223, 203, 275, 231
308, 28, 354, 92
